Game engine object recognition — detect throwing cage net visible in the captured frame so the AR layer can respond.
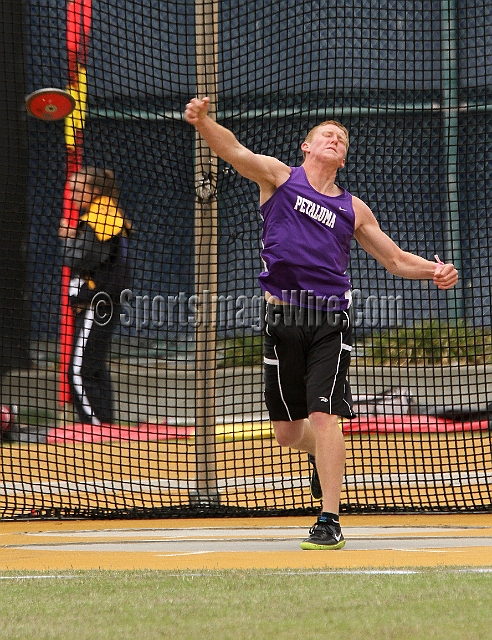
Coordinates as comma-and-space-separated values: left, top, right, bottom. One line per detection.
1, 0, 492, 518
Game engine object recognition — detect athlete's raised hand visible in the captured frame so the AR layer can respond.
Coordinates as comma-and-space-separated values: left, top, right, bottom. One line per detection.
184, 96, 211, 126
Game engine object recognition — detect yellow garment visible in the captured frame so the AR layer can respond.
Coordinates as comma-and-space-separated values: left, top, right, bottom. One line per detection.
80, 196, 124, 242
64, 64, 87, 148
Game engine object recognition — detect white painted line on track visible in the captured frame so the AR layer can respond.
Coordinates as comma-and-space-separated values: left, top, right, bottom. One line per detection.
388, 549, 463, 553
0, 575, 80, 580
155, 551, 216, 557
2, 466, 491, 496
3, 568, 492, 579
19, 525, 491, 539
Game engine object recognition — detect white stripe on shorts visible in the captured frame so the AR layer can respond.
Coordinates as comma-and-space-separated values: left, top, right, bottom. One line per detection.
264, 347, 293, 421
328, 334, 346, 414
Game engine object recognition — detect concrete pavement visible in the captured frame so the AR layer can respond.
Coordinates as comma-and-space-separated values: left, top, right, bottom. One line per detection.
2, 513, 492, 571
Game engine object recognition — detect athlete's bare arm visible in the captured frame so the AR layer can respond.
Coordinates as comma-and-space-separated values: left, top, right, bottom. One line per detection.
185, 97, 290, 204
353, 196, 458, 290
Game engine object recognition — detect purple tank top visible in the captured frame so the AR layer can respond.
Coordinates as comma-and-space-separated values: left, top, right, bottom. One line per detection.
258, 166, 355, 310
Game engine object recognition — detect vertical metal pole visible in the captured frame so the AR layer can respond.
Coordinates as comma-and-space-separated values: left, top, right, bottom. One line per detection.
441, 0, 463, 319
189, 0, 220, 507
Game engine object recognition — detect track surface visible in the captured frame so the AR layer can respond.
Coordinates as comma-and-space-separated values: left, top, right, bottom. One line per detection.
2, 513, 492, 571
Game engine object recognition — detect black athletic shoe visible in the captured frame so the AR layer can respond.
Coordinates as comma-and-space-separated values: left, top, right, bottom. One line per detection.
308, 454, 322, 500
300, 518, 346, 550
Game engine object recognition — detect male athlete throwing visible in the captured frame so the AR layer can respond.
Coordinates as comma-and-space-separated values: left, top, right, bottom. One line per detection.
185, 97, 458, 550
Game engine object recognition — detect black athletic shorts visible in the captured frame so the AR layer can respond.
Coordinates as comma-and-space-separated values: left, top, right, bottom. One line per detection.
263, 302, 355, 421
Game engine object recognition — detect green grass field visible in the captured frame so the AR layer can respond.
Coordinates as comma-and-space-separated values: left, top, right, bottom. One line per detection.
0, 568, 491, 639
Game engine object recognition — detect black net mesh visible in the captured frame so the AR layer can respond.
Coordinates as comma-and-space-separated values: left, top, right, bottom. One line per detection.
1, 0, 491, 518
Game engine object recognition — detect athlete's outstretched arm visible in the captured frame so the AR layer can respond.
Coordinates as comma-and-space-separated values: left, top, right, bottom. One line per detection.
185, 97, 290, 199
353, 197, 459, 290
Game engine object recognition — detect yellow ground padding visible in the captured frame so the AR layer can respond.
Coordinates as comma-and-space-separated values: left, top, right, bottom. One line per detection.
215, 420, 273, 442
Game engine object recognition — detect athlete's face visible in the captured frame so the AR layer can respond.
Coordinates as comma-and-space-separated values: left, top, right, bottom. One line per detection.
301, 125, 347, 168
69, 176, 96, 210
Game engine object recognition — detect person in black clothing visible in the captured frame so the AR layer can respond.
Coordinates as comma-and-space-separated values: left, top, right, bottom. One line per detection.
58, 167, 132, 425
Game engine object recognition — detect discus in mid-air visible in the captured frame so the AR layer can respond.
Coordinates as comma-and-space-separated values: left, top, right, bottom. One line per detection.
25, 87, 76, 121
